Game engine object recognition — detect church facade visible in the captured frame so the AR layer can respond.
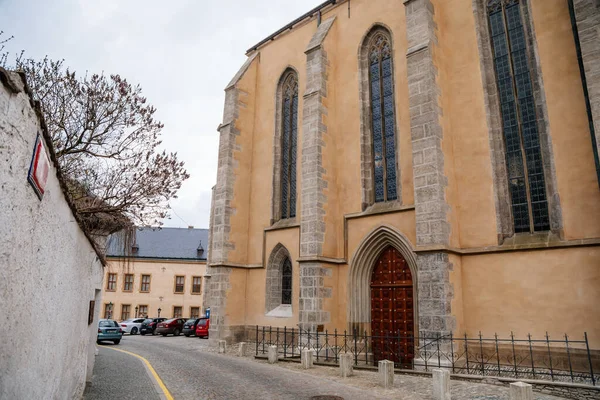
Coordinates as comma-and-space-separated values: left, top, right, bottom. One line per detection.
204, 0, 600, 354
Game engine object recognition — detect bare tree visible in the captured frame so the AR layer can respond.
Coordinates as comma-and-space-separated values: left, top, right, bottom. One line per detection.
8, 55, 189, 228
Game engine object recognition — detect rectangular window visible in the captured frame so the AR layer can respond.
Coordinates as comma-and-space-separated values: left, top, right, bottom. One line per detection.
138, 305, 148, 318
103, 303, 112, 319
190, 307, 200, 318
192, 276, 202, 294
121, 304, 131, 320
173, 306, 183, 318
488, 0, 550, 233
174, 276, 185, 293
123, 274, 134, 292
106, 273, 117, 291
88, 300, 95, 325
140, 275, 151, 292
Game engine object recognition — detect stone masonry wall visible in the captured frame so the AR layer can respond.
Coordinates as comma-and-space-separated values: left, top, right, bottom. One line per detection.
298, 18, 336, 332
573, 0, 600, 180
206, 54, 258, 342
404, 0, 456, 337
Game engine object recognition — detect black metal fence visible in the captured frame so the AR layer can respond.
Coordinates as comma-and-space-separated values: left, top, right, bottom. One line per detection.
253, 326, 598, 386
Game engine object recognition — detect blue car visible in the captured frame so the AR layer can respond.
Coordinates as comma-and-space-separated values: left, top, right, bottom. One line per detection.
97, 319, 123, 344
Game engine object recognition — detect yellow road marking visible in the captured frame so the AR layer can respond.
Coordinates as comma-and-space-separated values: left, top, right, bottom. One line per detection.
101, 346, 174, 400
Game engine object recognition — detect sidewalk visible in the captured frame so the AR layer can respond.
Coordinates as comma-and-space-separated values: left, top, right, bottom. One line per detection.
84, 345, 162, 400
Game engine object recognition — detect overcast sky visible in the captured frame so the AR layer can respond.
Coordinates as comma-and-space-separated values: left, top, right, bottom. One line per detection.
0, 0, 323, 229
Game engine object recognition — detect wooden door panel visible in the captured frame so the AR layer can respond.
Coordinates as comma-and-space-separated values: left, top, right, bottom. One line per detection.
371, 246, 414, 368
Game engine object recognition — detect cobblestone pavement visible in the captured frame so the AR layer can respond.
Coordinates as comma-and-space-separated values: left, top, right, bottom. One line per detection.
95, 334, 569, 400
84, 344, 160, 400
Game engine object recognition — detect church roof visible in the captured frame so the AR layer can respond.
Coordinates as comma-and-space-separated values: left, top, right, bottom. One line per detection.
106, 227, 208, 261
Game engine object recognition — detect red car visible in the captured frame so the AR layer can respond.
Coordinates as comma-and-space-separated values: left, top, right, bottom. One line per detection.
195, 318, 210, 338
156, 318, 186, 336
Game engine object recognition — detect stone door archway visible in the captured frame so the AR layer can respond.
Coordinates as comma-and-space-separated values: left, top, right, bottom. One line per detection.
348, 225, 418, 336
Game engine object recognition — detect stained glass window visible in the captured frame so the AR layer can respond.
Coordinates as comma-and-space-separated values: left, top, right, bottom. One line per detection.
281, 258, 292, 305
281, 72, 298, 219
488, 0, 550, 233
369, 33, 398, 203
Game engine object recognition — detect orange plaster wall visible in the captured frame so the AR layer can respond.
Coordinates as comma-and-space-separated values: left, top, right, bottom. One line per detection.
461, 248, 600, 348
436, 0, 499, 249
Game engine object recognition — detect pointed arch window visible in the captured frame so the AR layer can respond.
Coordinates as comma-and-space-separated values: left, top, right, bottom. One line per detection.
280, 73, 299, 219
487, 0, 550, 233
369, 33, 398, 203
281, 258, 292, 305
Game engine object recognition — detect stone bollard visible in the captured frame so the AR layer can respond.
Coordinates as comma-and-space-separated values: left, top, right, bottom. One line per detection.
267, 345, 278, 364
510, 382, 533, 400
433, 369, 451, 400
238, 342, 248, 357
301, 349, 314, 369
339, 353, 353, 378
378, 360, 394, 388
218, 340, 226, 354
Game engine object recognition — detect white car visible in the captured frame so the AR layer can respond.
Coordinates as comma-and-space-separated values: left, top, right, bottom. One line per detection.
119, 318, 146, 335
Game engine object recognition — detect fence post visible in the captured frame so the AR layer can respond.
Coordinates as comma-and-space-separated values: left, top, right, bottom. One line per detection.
495, 333, 501, 377
316, 329, 320, 362
545, 332, 554, 382
276, 327, 280, 350
325, 329, 329, 362
437, 332, 442, 368
585, 332, 596, 386
335, 328, 339, 364
563, 334, 574, 382
450, 332, 455, 374
511, 331, 518, 379
424, 331, 429, 371
527, 333, 535, 380
291, 328, 295, 358
365, 330, 369, 366
354, 328, 358, 366
479, 331, 484, 376
464, 333, 469, 374
283, 326, 287, 359
256, 325, 259, 356
262, 326, 266, 355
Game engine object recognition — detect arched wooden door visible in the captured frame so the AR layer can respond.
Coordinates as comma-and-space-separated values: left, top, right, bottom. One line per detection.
371, 246, 414, 368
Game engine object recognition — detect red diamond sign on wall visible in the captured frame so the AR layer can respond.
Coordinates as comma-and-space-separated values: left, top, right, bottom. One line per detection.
27, 135, 50, 200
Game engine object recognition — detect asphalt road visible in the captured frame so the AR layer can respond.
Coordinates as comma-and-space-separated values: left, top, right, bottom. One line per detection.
86, 334, 389, 400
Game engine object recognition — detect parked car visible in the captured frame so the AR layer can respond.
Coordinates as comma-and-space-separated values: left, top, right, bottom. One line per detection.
97, 319, 123, 344
183, 318, 202, 337
156, 318, 186, 336
140, 318, 167, 335
120, 318, 146, 335
195, 318, 210, 339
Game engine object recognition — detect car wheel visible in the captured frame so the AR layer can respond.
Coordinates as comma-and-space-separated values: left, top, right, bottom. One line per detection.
131, 327, 138, 335
184, 333, 190, 337
174, 329, 180, 336
152, 330, 156, 336
161, 333, 167, 337
97, 340, 101, 344
140, 332, 146, 336
113, 339, 120, 345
